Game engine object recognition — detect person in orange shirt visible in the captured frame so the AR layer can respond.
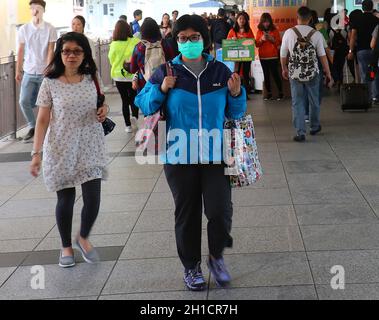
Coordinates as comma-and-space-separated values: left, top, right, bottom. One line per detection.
256, 13, 283, 100
227, 12, 255, 99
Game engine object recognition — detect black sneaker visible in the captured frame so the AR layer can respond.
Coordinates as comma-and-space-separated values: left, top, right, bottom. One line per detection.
310, 126, 322, 136
22, 128, 35, 142
207, 256, 231, 287
183, 262, 206, 291
277, 93, 284, 101
293, 134, 306, 142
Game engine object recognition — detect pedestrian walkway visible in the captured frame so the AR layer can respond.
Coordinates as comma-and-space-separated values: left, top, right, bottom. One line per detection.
1, 88, 379, 300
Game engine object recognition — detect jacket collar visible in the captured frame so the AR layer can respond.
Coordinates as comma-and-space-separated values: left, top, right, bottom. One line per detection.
172, 53, 215, 66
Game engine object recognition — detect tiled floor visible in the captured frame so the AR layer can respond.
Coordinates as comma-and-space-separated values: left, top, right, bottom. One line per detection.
1, 89, 379, 300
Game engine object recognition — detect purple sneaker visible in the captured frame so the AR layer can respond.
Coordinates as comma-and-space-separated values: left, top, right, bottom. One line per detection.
183, 262, 206, 291
207, 256, 231, 287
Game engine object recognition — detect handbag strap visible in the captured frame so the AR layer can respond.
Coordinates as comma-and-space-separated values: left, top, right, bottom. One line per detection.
92, 74, 102, 95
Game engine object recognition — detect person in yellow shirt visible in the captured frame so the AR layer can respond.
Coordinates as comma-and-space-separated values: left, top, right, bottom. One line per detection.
108, 20, 140, 133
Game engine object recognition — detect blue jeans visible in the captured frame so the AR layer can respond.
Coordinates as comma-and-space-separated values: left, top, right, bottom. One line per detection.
357, 49, 379, 100
19, 73, 44, 128
305, 61, 323, 117
290, 76, 321, 136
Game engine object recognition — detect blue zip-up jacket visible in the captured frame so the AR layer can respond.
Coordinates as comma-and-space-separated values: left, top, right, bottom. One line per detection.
134, 53, 247, 164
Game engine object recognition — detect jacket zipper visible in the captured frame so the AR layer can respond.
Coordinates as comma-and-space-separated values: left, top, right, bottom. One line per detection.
182, 62, 209, 163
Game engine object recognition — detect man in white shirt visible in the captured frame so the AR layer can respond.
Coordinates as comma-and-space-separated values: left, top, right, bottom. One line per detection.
15, 0, 57, 142
281, 6, 332, 142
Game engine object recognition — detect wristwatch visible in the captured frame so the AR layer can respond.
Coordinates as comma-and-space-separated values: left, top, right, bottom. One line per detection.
348, 49, 353, 53
31, 150, 41, 158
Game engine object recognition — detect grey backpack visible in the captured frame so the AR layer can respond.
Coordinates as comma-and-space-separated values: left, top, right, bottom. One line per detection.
288, 27, 319, 82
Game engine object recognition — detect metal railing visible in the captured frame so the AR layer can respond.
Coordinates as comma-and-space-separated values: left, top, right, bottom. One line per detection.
0, 39, 113, 140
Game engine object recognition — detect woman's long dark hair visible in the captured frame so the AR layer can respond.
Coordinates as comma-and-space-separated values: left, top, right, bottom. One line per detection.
233, 12, 251, 33
160, 13, 172, 28
141, 18, 162, 41
45, 32, 97, 79
258, 13, 276, 31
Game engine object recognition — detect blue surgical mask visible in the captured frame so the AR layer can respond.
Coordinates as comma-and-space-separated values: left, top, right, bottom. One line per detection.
178, 40, 204, 60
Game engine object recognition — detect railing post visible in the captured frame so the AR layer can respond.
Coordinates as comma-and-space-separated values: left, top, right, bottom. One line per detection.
10, 52, 17, 140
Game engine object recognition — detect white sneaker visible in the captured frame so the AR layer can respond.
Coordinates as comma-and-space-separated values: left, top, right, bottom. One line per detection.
131, 116, 138, 129
125, 126, 133, 133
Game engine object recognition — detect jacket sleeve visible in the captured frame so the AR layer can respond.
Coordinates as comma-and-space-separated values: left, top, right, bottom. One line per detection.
255, 30, 263, 47
226, 87, 247, 120
134, 65, 166, 116
129, 44, 141, 74
227, 29, 235, 39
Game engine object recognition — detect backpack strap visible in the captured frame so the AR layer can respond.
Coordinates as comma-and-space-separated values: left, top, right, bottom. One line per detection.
292, 27, 304, 40
305, 29, 317, 42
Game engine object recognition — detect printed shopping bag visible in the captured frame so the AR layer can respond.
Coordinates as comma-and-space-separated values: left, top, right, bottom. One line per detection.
224, 114, 263, 188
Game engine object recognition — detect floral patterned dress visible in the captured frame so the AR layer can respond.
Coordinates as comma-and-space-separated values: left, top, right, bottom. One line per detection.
36, 75, 108, 192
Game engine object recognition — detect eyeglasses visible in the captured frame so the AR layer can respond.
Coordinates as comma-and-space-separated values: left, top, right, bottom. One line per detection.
177, 34, 202, 43
61, 49, 84, 56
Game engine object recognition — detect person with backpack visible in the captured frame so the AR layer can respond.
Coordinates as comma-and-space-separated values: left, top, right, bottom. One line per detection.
255, 12, 283, 100
125, 18, 177, 93
210, 8, 231, 52
348, 0, 379, 102
329, 26, 349, 88
281, 6, 332, 142
108, 19, 140, 133
135, 14, 246, 292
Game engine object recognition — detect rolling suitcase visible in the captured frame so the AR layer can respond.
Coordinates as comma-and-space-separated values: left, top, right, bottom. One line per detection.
340, 62, 371, 112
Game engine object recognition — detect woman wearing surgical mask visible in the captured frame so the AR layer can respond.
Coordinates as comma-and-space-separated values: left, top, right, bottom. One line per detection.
135, 14, 247, 291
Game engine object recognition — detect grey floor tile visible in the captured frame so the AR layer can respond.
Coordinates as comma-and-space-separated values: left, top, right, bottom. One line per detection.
232, 188, 292, 206
342, 158, 379, 174
229, 226, 304, 254
287, 172, 365, 205
208, 285, 317, 300
134, 209, 175, 232
278, 142, 337, 161
0, 252, 29, 268
144, 193, 175, 211
99, 290, 207, 300
283, 160, 345, 174
244, 173, 288, 189
208, 253, 313, 289
301, 224, 379, 251
0, 239, 41, 253
0, 261, 115, 300
102, 257, 204, 295
308, 250, 379, 285
0, 199, 56, 219
107, 166, 162, 180
317, 284, 379, 300
102, 179, 156, 195
232, 206, 298, 228
120, 231, 178, 260
295, 203, 378, 225
0, 267, 17, 288
0, 216, 56, 240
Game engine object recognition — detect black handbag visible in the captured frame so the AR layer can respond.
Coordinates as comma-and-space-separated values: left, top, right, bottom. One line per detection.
92, 75, 116, 136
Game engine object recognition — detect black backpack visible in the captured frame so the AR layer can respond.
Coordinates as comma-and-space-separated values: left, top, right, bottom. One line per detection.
330, 29, 348, 53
